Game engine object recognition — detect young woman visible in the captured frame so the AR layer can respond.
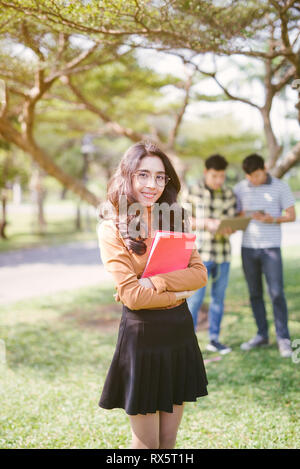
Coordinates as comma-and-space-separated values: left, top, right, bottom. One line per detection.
97, 141, 208, 449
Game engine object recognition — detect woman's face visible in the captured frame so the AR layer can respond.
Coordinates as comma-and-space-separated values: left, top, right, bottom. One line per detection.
132, 156, 166, 207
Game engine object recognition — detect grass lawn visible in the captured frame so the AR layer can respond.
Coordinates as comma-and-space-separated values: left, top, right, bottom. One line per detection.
1, 245, 299, 449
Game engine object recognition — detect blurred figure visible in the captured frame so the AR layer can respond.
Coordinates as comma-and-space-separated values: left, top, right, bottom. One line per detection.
234, 154, 296, 358
182, 154, 237, 354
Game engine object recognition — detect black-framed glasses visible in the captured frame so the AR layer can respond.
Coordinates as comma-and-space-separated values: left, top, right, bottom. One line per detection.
133, 171, 171, 187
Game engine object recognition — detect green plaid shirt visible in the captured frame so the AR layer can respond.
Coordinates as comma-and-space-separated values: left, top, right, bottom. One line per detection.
180, 180, 237, 263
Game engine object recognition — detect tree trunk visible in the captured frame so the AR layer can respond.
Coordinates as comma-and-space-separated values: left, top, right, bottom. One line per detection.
61, 186, 68, 200
0, 117, 100, 208
271, 142, 300, 178
0, 194, 8, 239
29, 167, 47, 232
27, 139, 100, 208
76, 203, 81, 230
37, 187, 46, 231
261, 108, 282, 170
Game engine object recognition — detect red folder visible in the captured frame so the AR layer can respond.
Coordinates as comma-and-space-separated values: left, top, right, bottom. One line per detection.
141, 230, 196, 278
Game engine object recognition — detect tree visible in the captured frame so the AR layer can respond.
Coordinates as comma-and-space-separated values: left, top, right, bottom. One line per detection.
0, 2, 199, 207
0, 0, 298, 218
146, 0, 300, 177
0, 19, 124, 207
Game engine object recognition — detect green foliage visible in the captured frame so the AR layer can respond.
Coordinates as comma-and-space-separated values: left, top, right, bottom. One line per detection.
0, 149, 28, 190
286, 166, 300, 192
0, 0, 299, 201
177, 115, 264, 167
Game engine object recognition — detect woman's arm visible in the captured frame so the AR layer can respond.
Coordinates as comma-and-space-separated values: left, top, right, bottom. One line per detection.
114, 277, 198, 303
147, 248, 208, 294
98, 221, 178, 310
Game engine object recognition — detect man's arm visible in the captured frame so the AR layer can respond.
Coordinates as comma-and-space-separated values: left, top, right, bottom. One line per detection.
252, 206, 296, 224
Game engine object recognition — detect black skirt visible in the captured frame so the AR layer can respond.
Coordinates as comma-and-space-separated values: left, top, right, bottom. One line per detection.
99, 300, 208, 415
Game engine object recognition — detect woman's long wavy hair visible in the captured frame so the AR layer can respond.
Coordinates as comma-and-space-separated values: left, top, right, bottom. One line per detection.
98, 141, 190, 255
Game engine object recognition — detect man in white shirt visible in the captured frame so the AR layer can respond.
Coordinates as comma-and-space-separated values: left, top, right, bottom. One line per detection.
234, 154, 296, 358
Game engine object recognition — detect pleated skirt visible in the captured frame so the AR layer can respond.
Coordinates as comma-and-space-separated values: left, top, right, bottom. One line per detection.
99, 299, 208, 415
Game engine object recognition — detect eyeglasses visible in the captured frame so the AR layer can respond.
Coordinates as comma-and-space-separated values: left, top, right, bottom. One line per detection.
133, 171, 171, 187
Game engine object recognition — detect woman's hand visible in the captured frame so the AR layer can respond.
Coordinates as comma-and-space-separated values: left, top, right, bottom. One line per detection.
114, 281, 197, 303
113, 292, 120, 302
252, 211, 274, 223
138, 277, 155, 289
139, 278, 197, 301
174, 290, 197, 300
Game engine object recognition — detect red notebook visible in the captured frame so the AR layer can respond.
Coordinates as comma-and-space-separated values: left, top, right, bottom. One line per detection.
141, 230, 196, 278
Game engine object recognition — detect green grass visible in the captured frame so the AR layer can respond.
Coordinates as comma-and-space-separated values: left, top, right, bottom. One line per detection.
1, 245, 299, 449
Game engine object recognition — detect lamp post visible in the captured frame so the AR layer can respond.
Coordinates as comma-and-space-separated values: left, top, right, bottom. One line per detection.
78, 134, 96, 231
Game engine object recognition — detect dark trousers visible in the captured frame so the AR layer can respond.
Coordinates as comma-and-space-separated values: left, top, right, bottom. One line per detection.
241, 247, 290, 341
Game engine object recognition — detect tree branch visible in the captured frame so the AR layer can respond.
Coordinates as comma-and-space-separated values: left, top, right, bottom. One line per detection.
269, 0, 299, 71
55, 32, 68, 63
21, 20, 45, 62
65, 75, 144, 142
271, 142, 300, 178
21, 69, 50, 141
167, 72, 193, 149
46, 42, 99, 84
0, 114, 29, 151
0, 80, 8, 118
20, 41, 105, 141
157, 50, 262, 110
273, 65, 296, 93
0, 0, 149, 36
212, 73, 261, 110
0, 113, 100, 207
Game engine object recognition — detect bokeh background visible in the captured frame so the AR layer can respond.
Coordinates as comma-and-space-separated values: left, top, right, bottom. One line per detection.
0, 0, 299, 449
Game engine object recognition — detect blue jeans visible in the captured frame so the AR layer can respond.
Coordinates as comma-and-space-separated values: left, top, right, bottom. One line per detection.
241, 247, 290, 340
187, 261, 230, 340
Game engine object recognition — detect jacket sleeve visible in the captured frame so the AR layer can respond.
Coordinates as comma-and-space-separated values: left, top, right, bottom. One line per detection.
148, 248, 208, 294
97, 221, 178, 310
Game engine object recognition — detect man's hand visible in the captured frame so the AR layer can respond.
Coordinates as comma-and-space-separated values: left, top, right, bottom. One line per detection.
217, 226, 235, 236
252, 206, 296, 224
252, 211, 274, 223
205, 218, 221, 233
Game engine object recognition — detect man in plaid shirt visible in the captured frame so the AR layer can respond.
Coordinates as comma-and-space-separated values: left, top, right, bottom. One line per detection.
181, 154, 237, 354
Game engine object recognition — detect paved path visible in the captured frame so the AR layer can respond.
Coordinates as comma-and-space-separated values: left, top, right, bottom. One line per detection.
0, 222, 299, 305
0, 240, 113, 305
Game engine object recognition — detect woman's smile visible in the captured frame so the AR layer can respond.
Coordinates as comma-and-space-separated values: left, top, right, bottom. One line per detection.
141, 192, 157, 199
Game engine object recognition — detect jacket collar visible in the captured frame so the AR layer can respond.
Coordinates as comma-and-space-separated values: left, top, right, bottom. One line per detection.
247, 172, 272, 187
